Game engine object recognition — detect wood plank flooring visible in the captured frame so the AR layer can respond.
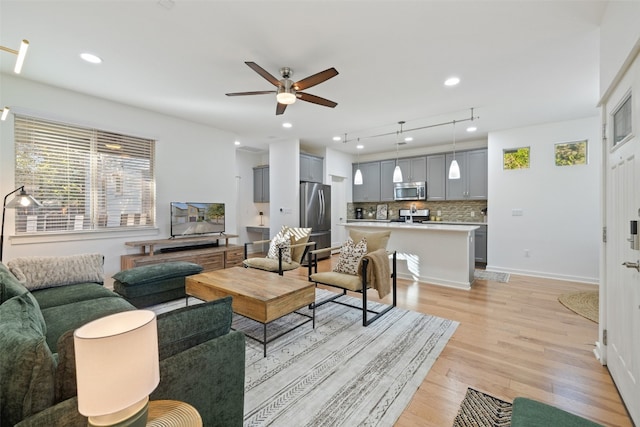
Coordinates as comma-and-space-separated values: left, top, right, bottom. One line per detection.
291, 256, 632, 427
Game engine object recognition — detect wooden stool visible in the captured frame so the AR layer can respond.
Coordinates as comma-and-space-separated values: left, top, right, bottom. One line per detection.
147, 400, 202, 427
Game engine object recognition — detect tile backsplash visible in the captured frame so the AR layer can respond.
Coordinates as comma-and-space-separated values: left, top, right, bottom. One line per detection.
348, 200, 488, 222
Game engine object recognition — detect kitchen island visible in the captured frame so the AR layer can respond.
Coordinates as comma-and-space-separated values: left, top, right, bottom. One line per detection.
343, 221, 479, 290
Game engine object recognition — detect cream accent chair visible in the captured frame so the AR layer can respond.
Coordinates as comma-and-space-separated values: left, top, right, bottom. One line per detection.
307, 230, 397, 326
243, 226, 316, 275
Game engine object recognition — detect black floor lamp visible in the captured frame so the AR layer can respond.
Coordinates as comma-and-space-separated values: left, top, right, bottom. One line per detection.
1, 186, 41, 261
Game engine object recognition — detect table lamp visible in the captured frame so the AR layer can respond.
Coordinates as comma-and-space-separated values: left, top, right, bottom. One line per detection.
74, 310, 160, 427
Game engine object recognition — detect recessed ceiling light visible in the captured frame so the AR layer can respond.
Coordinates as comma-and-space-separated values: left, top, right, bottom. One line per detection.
444, 76, 460, 86
80, 53, 102, 64
404, 136, 413, 142
333, 136, 341, 141
356, 144, 364, 150
466, 126, 477, 132
282, 122, 292, 128
234, 140, 241, 146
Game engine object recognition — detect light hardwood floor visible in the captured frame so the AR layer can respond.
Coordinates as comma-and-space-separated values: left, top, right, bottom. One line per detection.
291, 256, 632, 427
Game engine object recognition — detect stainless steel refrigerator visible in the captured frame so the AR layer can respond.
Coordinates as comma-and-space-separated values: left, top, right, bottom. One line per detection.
300, 182, 331, 260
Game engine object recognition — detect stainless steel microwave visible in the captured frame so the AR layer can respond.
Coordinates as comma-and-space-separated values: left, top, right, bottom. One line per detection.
393, 182, 426, 201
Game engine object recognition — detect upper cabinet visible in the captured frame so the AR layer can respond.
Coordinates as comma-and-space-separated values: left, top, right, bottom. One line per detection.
426, 154, 446, 201
397, 156, 427, 183
353, 162, 381, 202
253, 166, 269, 203
300, 153, 323, 183
445, 149, 488, 200
379, 160, 397, 202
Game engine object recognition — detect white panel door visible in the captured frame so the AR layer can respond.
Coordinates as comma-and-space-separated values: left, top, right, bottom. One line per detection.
605, 60, 640, 425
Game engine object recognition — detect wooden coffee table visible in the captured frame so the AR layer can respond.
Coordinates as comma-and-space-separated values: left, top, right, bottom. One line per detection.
185, 267, 316, 356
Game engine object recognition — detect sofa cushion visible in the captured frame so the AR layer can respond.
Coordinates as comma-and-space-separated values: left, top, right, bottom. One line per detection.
7, 254, 104, 291
32, 282, 120, 310
41, 296, 134, 353
157, 297, 233, 360
0, 293, 56, 427
112, 262, 203, 287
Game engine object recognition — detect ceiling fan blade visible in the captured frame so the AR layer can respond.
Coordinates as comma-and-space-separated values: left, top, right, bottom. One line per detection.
276, 102, 287, 115
226, 90, 276, 96
294, 67, 338, 91
245, 62, 281, 87
297, 92, 338, 108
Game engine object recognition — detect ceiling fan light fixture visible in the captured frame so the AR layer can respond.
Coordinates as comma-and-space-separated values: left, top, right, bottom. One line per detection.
276, 90, 296, 105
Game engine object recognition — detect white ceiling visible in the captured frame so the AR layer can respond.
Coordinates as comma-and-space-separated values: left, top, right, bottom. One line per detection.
0, 1, 607, 155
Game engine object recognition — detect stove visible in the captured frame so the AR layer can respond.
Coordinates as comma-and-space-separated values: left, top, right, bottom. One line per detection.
398, 208, 431, 223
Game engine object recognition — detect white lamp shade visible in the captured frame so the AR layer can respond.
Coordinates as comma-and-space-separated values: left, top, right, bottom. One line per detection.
392, 165, 403, 183
74, 310, 159, 420
448, 159, 461, 179
354, 168, 363, 185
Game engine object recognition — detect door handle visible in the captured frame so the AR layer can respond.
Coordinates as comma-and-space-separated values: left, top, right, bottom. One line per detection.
622, 260, 640, 272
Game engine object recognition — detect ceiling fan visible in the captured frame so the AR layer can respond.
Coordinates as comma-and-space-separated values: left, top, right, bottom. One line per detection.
226, 62, 339, 115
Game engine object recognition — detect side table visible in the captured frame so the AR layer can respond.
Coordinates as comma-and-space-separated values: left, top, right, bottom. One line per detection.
147, 400, 202, 427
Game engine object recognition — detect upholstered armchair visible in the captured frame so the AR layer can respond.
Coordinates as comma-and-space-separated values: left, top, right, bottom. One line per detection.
243, 226, 316, 275
307, 229, 397, 326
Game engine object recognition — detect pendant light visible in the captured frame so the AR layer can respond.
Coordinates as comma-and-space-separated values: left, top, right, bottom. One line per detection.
353, 135, 363, 185
448, 120, 461, 180
392, 121, 404, 183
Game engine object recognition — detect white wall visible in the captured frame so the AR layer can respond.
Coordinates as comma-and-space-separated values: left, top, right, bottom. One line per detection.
599, 1, 640, 97
487, 117, 601, 283
0, 75, 237, 279
268, 139, 300, 237
235, 149, 269, 246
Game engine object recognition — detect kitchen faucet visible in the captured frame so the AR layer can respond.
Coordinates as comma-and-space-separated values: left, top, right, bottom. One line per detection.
406, 204, 418, 223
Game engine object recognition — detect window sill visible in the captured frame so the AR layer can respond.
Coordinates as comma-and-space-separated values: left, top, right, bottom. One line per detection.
8, 227, 161, 245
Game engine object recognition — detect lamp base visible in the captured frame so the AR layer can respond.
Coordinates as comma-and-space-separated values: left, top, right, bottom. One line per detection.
88, 399, 149, 427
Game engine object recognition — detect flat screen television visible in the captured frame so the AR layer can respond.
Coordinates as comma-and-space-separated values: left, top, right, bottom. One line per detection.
170, 202, 225, 238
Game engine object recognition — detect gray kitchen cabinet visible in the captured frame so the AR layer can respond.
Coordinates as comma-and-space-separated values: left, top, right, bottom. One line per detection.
253, 166, 269, 203
426, 154, 446, 200
397, 156, 427, 183
300, 153, 323, 183
379, 159, 397, 201
353, 161, 381, 202
445, 149, 488, 200
474, 225, 487, 263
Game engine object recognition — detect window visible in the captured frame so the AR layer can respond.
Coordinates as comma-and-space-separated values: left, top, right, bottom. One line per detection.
14, 115, 155, 233
613, 94, 632, 146
503, 147, 530, 170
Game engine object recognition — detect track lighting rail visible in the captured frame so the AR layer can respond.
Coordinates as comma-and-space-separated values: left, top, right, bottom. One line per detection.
343, 108, 478, 144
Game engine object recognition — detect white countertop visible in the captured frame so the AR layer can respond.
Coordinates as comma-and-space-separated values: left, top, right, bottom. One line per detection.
342, 221, 479, 232
347, 219, 487, 226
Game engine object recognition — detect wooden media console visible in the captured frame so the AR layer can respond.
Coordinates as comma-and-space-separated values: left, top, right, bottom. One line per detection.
121, 234, 243, 272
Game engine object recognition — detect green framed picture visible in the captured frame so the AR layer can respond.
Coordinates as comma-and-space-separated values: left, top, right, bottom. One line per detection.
555, 140, 587, 166
503, 147, 530, 170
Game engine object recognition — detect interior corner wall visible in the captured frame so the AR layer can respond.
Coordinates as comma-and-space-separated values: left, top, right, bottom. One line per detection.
268, 139, 300, 237
0, 74, 237, 279
487, 116, 601, 283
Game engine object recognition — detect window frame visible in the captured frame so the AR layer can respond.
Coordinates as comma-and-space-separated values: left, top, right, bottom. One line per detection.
12, 115, 156, 236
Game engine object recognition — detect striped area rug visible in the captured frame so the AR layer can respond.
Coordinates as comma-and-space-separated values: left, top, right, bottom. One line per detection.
239, 290, 458, 426
453, 388, 513, 427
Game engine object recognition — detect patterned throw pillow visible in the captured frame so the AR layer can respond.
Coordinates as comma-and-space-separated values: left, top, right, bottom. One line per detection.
267, 232, 292, 264
333, 237, 367, 275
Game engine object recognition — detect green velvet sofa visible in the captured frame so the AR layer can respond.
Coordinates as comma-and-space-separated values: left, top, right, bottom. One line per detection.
0, 255, 245, 427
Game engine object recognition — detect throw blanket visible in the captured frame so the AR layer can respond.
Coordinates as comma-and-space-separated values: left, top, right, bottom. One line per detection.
363, 249, 391, 299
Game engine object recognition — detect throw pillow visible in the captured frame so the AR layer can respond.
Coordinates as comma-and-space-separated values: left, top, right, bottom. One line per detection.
333, 237, 367, 275
267, 232, 292, 264
7, 254, 104, 290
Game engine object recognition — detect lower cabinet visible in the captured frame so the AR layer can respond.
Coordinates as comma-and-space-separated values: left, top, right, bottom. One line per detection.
474, 225, 487, 263
121, 245, 244, 272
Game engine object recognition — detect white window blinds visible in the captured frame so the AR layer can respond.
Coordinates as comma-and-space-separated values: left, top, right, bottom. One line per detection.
13, 115, 155, 233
